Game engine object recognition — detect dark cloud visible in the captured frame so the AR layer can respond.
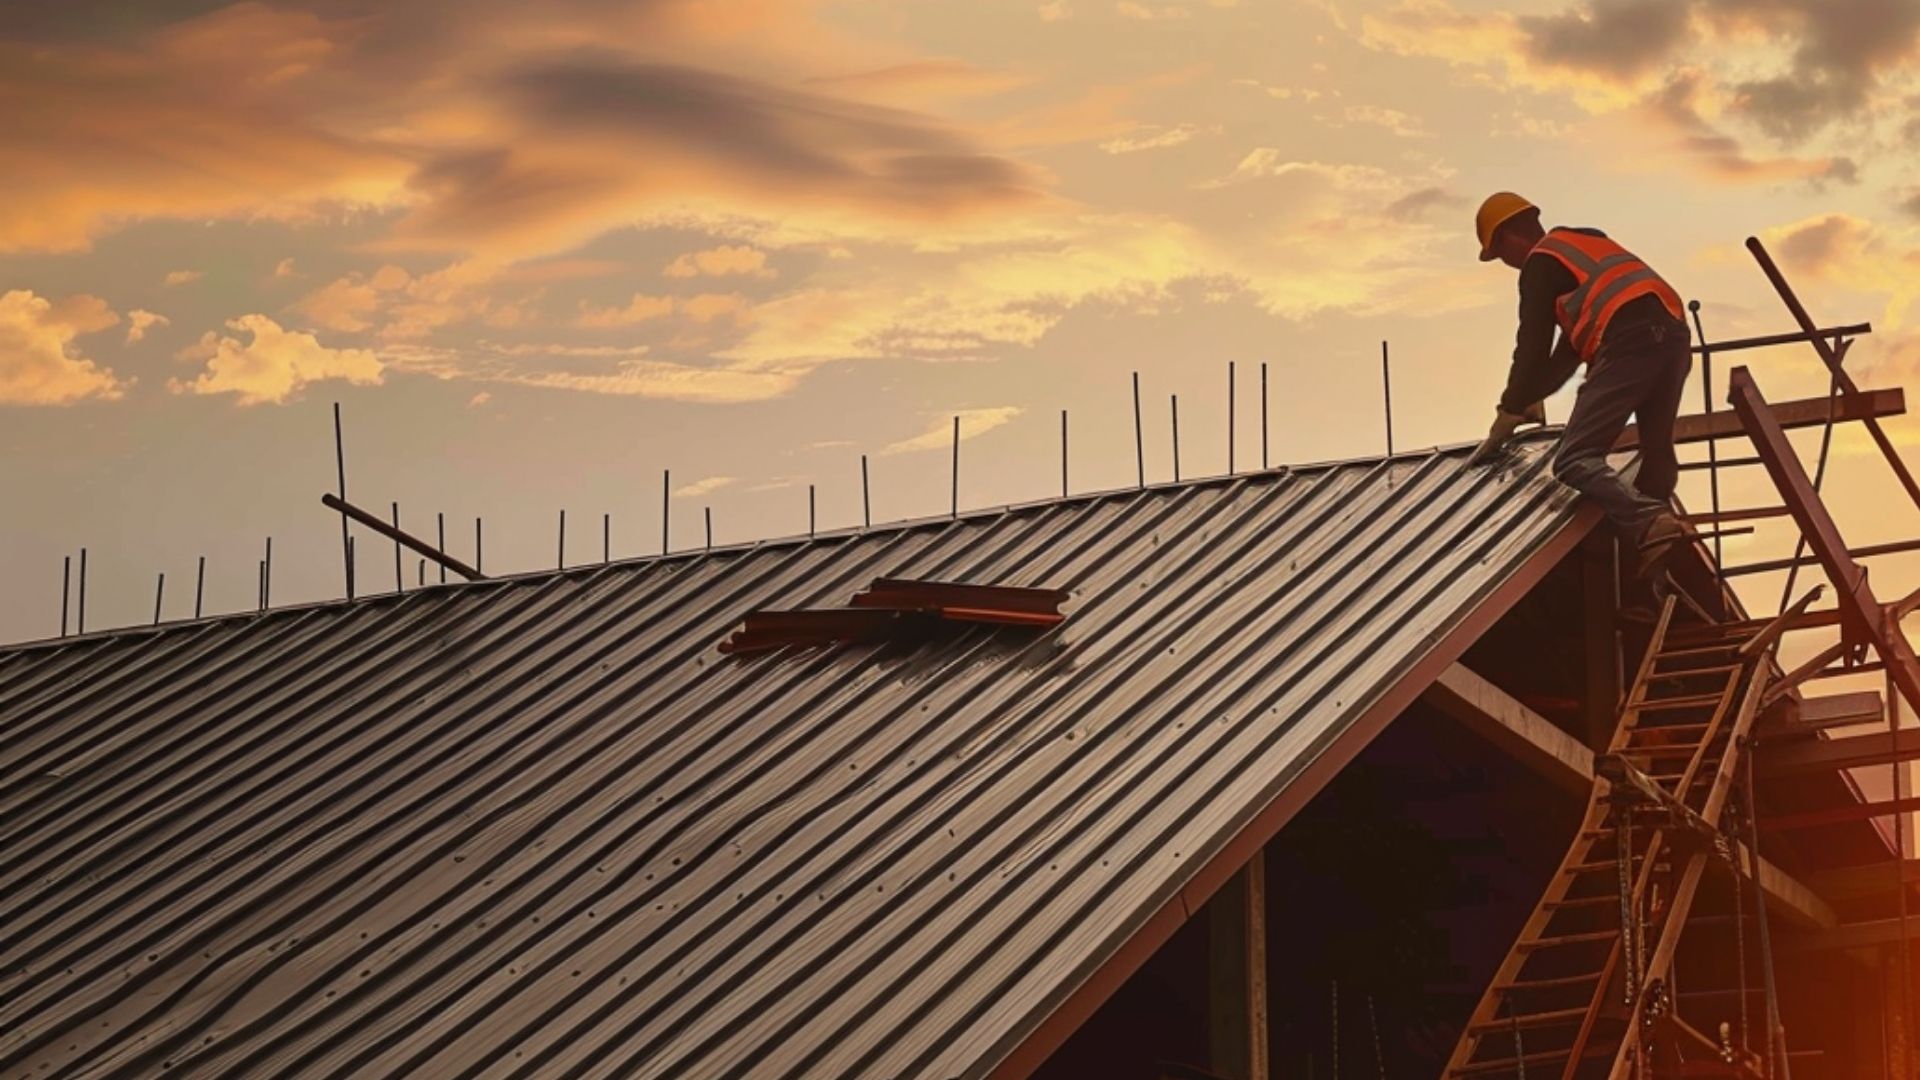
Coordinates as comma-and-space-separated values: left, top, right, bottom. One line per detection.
1708, 0, 1920, 139
1518, 0, 1696, 78
1383, 187, 1466, 222
1900, 189, 1920, 220
1774, 213, 1869, 272
1643, 73, 1858, 184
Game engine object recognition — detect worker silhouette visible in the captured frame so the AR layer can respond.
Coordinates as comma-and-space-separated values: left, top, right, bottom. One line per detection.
1467, 193, 1691, 581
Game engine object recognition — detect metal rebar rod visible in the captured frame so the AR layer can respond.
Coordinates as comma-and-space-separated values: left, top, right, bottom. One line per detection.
258, 560, 265, 612
334, 402, 352, 600
391, 503, 404, 592
322, 494, 486, 580
195, 555, 205, 619
1133, 371, 1144, 489
78, 547, 86, 634
263, 537, 272, 608
558, 508, 566, 571
1228, 361, 1236, 475
951, 416, 960, 518
1381, 341, 1393, 457
662, 470, 670, 554
347, 537, 355, 598
1691, 321, 1871, 356
153, 573, 164, 626
1260, 362, 1269, 470
861, 455, 871, 527
810, 484, 817, 537
418, 559, 426, 588
603, 512, 610, 564
1061, 409, 1068, 497
1689, 301, 1723, 585
705, 506, 713, 551
60, 556, 70, 637
1170, 394, 1180, 483
437, 513, 447, 584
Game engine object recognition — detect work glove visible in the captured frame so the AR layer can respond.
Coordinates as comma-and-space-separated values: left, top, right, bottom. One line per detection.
1467, 401, 1547, 466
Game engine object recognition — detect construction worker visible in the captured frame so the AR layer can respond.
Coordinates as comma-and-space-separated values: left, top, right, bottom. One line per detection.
1467, 193, 1690, 575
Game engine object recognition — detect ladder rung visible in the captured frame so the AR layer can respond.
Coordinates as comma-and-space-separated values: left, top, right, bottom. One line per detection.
1493, 971, 1604, 993
1636, 692, 1730, 710
1544, 894, 1618, 910
1468, 1006, 1592, 1036
1656, 643, 1745, 660
1517, 929, 1619, 951
1566, 857, 1642, 874
1629, 722, 1712, 738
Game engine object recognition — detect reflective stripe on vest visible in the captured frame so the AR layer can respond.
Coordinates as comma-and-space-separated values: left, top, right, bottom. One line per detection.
1530, 229, 1682, 360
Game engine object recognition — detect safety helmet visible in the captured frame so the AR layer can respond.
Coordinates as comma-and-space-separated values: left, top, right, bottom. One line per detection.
1475, 192, 1539, 262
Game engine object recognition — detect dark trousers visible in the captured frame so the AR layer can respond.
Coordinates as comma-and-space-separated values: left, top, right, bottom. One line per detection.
1552, 314, 1692, 540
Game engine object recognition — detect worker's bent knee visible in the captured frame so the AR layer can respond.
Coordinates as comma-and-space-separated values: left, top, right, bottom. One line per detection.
1553, 450, 1603, 483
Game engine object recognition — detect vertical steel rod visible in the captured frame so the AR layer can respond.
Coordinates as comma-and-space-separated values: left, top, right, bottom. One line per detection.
334, 402, 352, 600
861, 455, 871, 527
1061, 409, 1069, 497
951, 415, 960, 518
347, 537, 355, 599
258, 561, 265, 612
603, 512, 611, 564
474, 519, 483, 575
1689, 301, 1723, 585
1132, 372, 1144, 489
437, 513, 447, 584
391, 503, 404, 591
662, 469, 670, 554
1261, 362, 1269, 470
153, 573, 164, 626
705, 507, 713, 551
810, 484, 817, 537
418, 559, 426, 588
60, 556, 70, 637
78, 547, 87, 634
1171, 394, 1181, 483
1381, 340, 1394, 457
263, 537, 272, 609
558, 509, 567, 570
195, 556, 205, 619
1228, 361, 1236, 475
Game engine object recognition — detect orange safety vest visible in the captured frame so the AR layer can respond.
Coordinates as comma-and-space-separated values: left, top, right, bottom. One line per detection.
1528, 228, 1683, 361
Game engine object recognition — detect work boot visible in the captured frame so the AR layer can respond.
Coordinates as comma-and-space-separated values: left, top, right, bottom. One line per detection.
1633, 511, 1690, 583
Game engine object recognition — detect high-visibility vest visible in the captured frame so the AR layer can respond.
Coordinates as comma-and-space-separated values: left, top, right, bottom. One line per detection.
1529, 228, 1683, 361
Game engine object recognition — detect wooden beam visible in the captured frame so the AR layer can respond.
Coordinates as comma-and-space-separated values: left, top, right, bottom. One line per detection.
1801, 691, 1887, 728
1784, 916, 1920, 954
1424, 662, 1837, 930
1762, 795, 1920, 831
1424, 662, 1595, 795
1615, 385, 1905, 453
1757, 727, 1920, 778
1206, 853, 1268, 1080
1807, 859, 1920, 903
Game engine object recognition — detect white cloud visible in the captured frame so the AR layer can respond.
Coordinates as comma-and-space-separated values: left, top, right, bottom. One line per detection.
1201, 154, 1404, 190
171, 314, 383, 405
125, 309, 170, 344
673, 475, 737, 497
163, 269, 202, 287
273, 257, 299, 279
1118, 1, 1190, 19
0, 290, 127, 404
662, 245, 776, 279
883, 407, 1024, 454
468, 390, 492, 408
1100, 124, 1205, 153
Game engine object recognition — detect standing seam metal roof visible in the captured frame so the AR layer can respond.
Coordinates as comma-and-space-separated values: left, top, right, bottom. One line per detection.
0, 439, 1580, 1079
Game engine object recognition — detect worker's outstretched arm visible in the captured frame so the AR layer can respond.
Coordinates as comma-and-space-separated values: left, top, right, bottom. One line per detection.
1496, 254, 1574, 415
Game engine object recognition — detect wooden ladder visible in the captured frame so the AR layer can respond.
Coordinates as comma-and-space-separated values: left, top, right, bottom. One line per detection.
1441, 597, 1778, 1079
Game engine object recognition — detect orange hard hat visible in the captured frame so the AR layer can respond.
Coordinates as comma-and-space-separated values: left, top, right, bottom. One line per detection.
1475, 192, 1538, 261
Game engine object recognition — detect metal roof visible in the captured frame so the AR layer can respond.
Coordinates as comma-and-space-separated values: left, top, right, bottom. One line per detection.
0, 438, 1584, 1079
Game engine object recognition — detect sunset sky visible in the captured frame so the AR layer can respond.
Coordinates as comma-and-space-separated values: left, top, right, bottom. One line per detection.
5, 0, 1920, 644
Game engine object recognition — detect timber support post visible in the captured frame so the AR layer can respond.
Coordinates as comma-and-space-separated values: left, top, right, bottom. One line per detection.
1207, 850, 1268, 1080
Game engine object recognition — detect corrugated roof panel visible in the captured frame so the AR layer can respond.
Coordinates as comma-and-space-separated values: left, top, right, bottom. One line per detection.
0, 440, 1581, 1079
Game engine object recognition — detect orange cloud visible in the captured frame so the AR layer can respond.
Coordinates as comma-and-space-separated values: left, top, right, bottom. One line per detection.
0, 290, 126, 404
125, 309, 170, 344
663, 245, 776, 278
172, 314, 383, 405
